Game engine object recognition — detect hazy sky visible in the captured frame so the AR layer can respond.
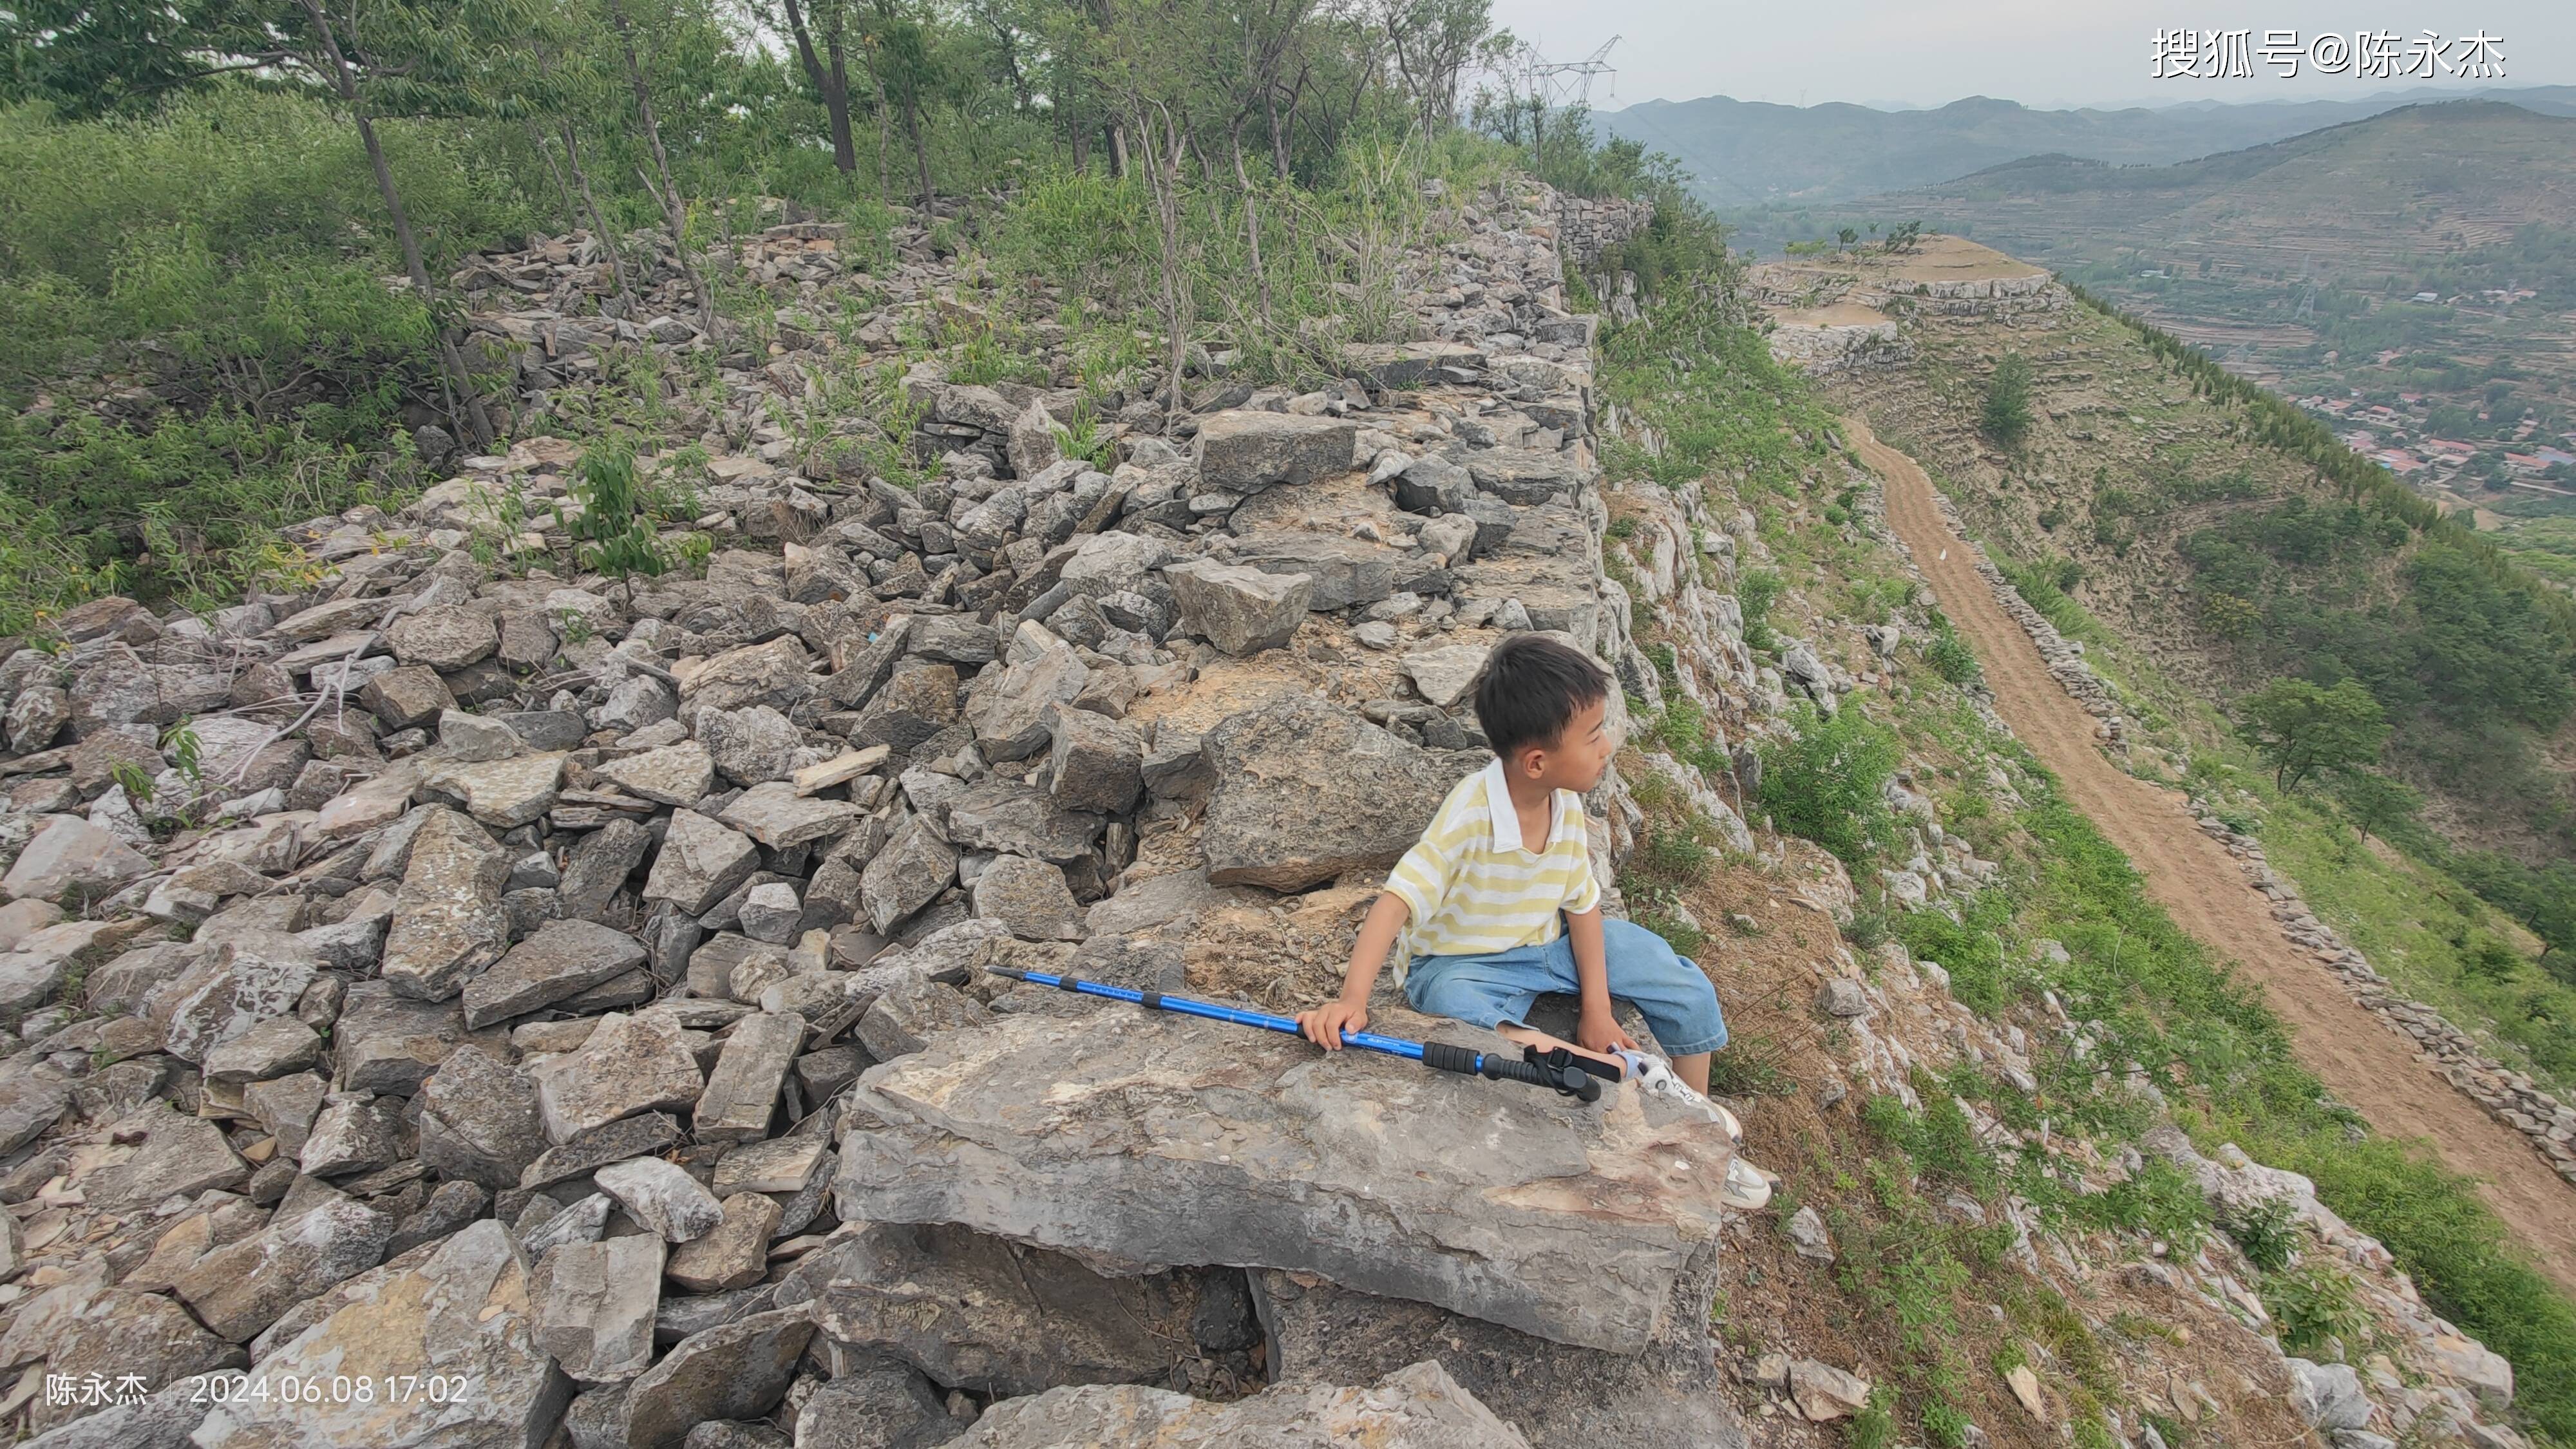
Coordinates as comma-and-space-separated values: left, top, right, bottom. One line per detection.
1485, 0, 2576, 111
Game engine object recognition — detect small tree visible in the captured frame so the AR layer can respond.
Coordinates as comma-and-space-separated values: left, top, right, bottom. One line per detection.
561, 440, 671, 610
2242, 677, 2388, 792
1981, 351, 2034, 448
2335, 771, 2422, 847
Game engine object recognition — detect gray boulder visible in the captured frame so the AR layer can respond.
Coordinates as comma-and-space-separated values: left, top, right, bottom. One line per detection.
642, 811, 761, 916
1192, 411, 1357, 493
191, 1221, 568, 1449
834, 999, 1738, 1353
463, 919, 647, 1028
620, 1309, 816, 1449
860, 813, 957, 933
781, 1220, 1241, 1396
1249, 1242, 1740, 1448
952, 1361, 1526, 1448
971, 855, 1083, 942
1164, 561, 1312, 655
418, 1045, 548, 1189
533, 1233, 663, 1383
380, 808, 511, 1001
1200, 692, 1452, 891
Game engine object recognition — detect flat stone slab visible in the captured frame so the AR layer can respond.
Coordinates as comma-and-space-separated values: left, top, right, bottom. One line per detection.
953, 1361, 1526, 1448
833, 1001, 1737, 1353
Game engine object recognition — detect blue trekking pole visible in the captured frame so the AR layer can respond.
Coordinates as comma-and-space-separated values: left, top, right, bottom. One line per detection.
984, 967, 1620, 1102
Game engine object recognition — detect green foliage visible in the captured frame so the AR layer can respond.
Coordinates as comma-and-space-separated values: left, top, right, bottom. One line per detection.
1980, 351, 2034, 448
558, 438, 672, 600
1759, 703, 1902, 868
2222, 1196, 2301, 1273
1924, 620, 1981, 687
2333, 771, 2423, 846
1736, 567, 1783, 651
2240, 677, 2389, 792
2263, 1260, 2372, 1358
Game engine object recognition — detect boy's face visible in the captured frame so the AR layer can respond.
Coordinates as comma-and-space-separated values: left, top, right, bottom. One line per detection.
1517, 696, 1615, 793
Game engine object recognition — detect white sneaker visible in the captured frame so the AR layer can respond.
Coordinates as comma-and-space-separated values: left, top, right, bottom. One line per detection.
1720, 1155, 1774, 1210
1616, 1049, 1745, 1150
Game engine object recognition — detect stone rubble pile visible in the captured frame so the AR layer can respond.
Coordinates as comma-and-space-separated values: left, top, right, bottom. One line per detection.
2192, 808, 2576, 1187
0, 179, 1767, 1448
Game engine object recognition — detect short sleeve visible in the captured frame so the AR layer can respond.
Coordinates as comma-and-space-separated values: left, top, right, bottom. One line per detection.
1385, 831, 1452, 925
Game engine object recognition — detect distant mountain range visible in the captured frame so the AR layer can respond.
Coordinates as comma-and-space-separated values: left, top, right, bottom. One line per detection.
1820, 100, 2576, 284
1597, 86, 2576, 208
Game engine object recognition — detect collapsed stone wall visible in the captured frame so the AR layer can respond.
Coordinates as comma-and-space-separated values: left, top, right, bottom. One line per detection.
1553, 193, 1654, 271
0, 178, 1770, 1448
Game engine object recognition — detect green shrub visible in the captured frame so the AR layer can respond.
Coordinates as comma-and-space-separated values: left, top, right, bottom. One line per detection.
2222, 1196, 2300, 1273
1759, 704, 1902, 867
1924, 623, 1982, 687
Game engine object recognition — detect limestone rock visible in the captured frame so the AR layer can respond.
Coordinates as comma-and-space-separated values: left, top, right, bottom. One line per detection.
620, 1309, 815, 1449
1200, 692, 1452, 891
388, 606, 499, 671
380, 807, 511, 1001
596, 1156, 724, 1243
1249, 1240, 1738, 1448
171, 1198, 394, 1342
533, 1011, 706, 1144
692, 1010, 804, 1142
1193, 411, 1357, 493
191, 1220, 568, 1449
1398, 645, 1488, 709
642, 811, 761, 916
418, 1045, 548, 1189
601, 741, 717, 807
664, 1193, 781, 1292
1165, 560, 1312, 655
835, 1001, 1736, 1352
464, 919, 648, 1028
533, 1233, 663, 1383
971, 855, 1083, 942
783, 1220, 1234, 1396
954, 1361, 1526, 1449
1044, 705, 1143, 815
790, 1358, 954, 1449
4, 817, 153, 903
859, 813, 956, 933
1788, 1359, 1871, 1421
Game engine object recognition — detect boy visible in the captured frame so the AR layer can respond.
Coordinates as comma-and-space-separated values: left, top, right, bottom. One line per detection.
1297, 634, 1731, 1095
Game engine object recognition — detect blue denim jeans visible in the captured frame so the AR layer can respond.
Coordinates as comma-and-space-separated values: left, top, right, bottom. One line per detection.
1403, 917, 1728, 1056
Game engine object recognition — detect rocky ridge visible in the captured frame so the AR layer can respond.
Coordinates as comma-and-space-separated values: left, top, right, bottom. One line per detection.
0, 178, 1769, 1447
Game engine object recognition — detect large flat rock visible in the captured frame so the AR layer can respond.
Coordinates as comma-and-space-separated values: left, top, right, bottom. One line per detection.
833, 1001, 1736, 1353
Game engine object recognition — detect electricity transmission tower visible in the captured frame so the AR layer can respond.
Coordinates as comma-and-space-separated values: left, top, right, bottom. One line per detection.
1531, 35, 1620, 108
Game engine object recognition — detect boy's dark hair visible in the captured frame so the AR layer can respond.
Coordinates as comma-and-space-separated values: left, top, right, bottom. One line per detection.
1473, 634, 1611, 759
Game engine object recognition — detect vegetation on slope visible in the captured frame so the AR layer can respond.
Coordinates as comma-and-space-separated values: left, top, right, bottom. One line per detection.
1596, 234, 2576, 1444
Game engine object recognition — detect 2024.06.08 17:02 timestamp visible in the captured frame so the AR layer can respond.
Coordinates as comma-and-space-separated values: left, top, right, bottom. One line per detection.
189, 1372, 479, 1406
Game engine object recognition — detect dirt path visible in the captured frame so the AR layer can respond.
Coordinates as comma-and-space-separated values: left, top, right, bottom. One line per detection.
1850, 414, 2576, 1296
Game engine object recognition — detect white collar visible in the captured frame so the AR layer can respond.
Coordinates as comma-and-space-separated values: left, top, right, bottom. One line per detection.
1480, 757, 1555, 853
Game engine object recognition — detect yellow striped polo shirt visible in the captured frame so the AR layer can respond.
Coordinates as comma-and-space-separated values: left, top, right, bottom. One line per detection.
1383, 759, 1602, 983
